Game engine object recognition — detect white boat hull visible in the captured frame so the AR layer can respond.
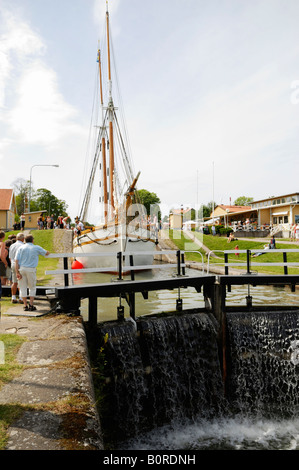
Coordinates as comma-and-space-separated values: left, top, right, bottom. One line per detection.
73, 223, 157, 272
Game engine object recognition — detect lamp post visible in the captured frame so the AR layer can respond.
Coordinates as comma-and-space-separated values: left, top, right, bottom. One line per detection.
29, 164, 59, 212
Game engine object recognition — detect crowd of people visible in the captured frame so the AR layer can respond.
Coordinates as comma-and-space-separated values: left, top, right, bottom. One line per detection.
36, 214, 72, 230
15, 214, 85, 235
36, 214, 84, 235
0, 231, 49, 311
0, 214, 85, 309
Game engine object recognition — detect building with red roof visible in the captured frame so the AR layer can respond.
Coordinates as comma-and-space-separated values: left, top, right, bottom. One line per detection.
0, 189, 17, 230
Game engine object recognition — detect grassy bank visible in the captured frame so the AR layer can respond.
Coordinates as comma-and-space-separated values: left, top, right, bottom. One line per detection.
167, 230, 299, 275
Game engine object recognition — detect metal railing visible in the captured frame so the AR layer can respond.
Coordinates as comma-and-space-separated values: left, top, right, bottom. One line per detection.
46, 249, 204, 286
207, 248, 299, 275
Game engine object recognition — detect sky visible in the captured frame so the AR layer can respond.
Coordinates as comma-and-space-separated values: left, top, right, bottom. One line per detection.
1, 0, 299, 222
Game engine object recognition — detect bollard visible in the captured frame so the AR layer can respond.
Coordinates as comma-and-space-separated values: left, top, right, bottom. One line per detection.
117, 252, 123, 280
176, 250, 181, 276
117, 305, 125, 321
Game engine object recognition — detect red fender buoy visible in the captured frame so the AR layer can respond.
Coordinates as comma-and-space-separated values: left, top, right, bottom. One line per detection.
72, 259, 84, 270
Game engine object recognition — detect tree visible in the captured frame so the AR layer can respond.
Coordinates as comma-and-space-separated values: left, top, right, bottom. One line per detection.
11, 178, 30, 215
11, 179, 68, 219
234, 196, 254, 206
199, 201, 217, 219
135, 189, 161, 217
35, 188, 68, 219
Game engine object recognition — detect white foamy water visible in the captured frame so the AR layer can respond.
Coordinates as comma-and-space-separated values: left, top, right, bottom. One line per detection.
120, 416, 299, 450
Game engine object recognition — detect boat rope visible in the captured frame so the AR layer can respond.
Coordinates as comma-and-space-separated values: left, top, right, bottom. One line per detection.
78, 62, 103, 214
110, 29, 135, 180
79, 107, 109, 221
77, 232, 118, 246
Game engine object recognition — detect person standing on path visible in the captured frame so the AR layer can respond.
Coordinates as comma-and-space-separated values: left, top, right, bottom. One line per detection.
0, 231, 8, 292
20, 213, 25, 231
15, 235, 50, 311
9, 232, 25, 303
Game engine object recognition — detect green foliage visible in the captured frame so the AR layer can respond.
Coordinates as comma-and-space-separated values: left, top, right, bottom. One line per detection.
135, 189, 161, 216
34, 188, 68, 219
199, 201, 217, 219
11, 178, 68, 219
234, 196, 254, 206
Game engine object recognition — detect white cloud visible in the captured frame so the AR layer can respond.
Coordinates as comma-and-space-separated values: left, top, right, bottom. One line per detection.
0, 8, 45, 107
0, 6, 85, 146
8, 61, 82, 145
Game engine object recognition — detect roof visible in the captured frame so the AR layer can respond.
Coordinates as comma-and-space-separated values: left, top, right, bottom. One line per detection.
252, 192, 299, 204
217, 204, 252, 213
214, 204, 253, 214
0, 189, 14, 211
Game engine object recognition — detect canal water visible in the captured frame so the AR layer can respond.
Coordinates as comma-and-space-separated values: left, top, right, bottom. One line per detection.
73, 264, 299, 451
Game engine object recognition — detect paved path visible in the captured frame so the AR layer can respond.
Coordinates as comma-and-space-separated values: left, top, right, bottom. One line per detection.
0, 229, 103, 450
0, 308, 103, 450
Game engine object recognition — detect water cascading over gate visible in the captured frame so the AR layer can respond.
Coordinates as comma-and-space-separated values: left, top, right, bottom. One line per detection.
97, 312, 225, 442
95, 309, 299, 445
225, 310, 299, 418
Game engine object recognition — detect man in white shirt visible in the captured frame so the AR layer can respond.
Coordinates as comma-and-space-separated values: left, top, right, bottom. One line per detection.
15, 235, 50, 312
75, 218, 84, 236
9, 232, 25, 303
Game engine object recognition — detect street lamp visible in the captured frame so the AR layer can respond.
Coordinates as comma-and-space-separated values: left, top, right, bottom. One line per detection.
29, 164, 59, 212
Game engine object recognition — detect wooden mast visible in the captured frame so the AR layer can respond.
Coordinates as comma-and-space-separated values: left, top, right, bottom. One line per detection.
106, 6, 115, 217
97, 47, 108, 225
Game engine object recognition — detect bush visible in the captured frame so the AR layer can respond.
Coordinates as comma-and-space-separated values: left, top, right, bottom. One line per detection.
218, 225, 233, 236
207, 224, 233, 236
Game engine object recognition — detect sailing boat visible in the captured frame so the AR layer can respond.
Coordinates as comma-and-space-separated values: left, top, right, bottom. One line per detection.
73, 5, 157, 273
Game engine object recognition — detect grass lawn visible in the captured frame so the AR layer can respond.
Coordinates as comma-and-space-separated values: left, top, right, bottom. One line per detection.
167, 230, 299, 275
